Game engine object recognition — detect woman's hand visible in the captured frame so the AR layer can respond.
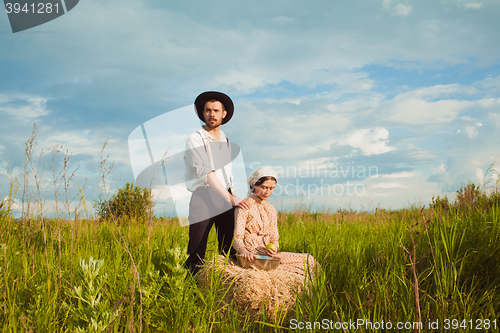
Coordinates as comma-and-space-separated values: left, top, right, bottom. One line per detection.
265, 244, 278, 256
239, 250, 255, 262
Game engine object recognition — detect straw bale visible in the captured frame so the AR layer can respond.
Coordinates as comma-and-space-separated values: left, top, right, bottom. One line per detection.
196, 255, 306, 321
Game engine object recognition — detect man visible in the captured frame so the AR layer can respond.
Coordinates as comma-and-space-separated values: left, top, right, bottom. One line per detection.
184, 91, 249, 275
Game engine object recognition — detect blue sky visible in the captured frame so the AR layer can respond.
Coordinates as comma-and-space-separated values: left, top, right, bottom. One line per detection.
1, 0, 500, 216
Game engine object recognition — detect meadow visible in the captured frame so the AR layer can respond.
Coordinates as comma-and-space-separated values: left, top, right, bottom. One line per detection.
1, 185, 499, 332
1, 129, 499, 332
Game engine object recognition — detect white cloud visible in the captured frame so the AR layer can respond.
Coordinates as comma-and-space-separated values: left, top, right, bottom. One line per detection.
213, 69, 268, 94
407, 84, 478, 98
475, 167, 484, 185
2, 197, 21, 211
40, 130, 105, 153
5, 0, 498, 102
346, 128, 395, 156
477, 98, 500, 108
381, 171, 418, 178
214, 67, 376, 95
460, 116, 475, 121
232, 99, 351, 152
382, 84, 478, 125
327, 93, 383, 113
289, 166, 442, 211
382, 0, 393, 10
370, 182, 407, 189
0, 94, 50, 119
434, 162, 447, 174
3, 0, 500, 213
408, 148, 437, 160
382, 1, 412, 16
392, 4, 412, 16
464, 3, 483, 9
272, 16, 295, 24
260, 97, 303, 105
464, 122, 482, 139
388, 98, 470, 124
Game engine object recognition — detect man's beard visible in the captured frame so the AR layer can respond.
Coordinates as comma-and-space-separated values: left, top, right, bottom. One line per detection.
205, 119, 222, 128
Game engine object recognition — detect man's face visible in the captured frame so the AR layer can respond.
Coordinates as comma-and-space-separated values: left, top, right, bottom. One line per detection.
203, 100, 226, 128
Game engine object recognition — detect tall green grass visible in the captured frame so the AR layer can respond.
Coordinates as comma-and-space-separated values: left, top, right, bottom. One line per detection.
1, 127, 499, 331
1, 198, 499, 332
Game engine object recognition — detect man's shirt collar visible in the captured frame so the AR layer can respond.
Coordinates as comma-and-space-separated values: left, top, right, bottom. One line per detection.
199, 127, 226, 142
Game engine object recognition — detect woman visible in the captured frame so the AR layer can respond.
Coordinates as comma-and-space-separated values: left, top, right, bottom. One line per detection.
233, 166, 319, 278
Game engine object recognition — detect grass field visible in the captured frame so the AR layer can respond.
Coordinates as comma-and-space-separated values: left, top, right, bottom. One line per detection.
1, 130, 499, 331
1, 187, 499, 332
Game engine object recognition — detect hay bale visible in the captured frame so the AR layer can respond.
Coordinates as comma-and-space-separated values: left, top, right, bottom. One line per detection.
196, 255, 306, 321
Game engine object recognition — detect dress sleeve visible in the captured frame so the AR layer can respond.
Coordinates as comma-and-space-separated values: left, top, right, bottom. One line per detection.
184, 134, 212, 183
233, 206, 250, 253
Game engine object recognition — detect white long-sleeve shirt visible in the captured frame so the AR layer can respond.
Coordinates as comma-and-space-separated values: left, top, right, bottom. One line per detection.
184, 127, 234, 192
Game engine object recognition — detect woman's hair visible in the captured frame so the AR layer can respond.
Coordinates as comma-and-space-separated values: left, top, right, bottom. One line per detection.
250, 176, 277, 191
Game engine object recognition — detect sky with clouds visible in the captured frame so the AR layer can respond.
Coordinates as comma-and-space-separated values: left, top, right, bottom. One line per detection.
1, 0, 500, 216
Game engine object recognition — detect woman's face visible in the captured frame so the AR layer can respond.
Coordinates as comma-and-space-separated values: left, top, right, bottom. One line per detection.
253, 179, 276, 201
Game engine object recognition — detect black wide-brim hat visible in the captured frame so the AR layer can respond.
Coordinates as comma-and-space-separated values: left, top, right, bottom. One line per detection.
194, 91, 234, 124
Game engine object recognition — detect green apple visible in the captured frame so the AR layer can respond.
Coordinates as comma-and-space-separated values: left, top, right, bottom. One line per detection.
265, 243, 276, 251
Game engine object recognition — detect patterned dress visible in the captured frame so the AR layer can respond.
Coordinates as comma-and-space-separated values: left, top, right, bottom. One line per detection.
233, 195, 319, 278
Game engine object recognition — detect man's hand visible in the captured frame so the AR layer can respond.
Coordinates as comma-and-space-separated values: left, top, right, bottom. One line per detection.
234, 197, 250, 210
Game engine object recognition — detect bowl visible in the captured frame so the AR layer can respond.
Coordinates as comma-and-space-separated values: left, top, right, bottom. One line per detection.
236, 254, 281, 271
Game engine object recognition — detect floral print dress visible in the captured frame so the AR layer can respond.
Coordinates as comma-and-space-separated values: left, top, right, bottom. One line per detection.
233, 195, 318, 278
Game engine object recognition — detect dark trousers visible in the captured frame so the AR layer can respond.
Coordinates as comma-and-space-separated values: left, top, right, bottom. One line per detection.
184, 186, 236, 275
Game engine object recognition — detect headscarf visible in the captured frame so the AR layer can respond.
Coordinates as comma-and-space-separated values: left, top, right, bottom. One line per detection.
247, 166, 278, 191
